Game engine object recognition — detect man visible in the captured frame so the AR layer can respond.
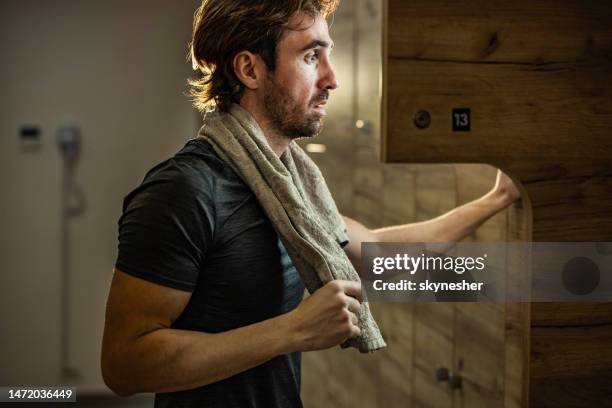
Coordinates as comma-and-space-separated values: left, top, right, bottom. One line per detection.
101, 1, 520, 407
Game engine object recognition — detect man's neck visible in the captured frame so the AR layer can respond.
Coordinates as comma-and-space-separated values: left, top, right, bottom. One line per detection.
238, 101, 290, 157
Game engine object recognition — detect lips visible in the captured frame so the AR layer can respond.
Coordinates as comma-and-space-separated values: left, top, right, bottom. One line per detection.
312, 101, 327, 116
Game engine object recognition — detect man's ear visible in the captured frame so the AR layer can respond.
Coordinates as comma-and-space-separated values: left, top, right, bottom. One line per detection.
233, 50, 264, 90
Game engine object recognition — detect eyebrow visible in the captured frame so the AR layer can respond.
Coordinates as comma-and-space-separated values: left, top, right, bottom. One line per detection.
300, 39, 334, 52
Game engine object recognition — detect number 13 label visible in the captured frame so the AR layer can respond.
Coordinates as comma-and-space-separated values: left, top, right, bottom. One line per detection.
452, 108, 470, 132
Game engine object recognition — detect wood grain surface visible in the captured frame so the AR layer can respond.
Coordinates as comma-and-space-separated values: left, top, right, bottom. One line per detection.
384, 0, 612, 407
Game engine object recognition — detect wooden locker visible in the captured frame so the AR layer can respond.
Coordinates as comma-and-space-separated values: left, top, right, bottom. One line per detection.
382, 1, 612, 406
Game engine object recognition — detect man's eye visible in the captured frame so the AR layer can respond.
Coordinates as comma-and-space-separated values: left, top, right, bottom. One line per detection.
306, 52, 318, 63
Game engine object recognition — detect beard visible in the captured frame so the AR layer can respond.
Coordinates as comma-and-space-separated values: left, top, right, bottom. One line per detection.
263, 74, 327, 140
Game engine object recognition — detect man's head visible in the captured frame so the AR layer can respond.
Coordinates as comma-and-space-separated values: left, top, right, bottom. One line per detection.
188, 0, 339, 139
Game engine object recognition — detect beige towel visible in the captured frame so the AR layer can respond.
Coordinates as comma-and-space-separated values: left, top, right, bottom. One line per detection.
197, 103, 386, 353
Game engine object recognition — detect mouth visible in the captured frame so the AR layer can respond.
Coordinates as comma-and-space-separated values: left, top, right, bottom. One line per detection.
312, 100, 327, 116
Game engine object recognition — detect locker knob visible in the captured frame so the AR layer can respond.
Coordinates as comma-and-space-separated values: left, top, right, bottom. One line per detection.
562, 257, 600, 295
413, 110, 431, 129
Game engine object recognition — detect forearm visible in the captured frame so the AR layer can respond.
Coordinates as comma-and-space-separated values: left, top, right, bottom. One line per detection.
104, 314, 294, 396
373, 190, 512, 243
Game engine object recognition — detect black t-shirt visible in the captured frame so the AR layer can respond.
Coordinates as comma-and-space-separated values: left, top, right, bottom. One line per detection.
115, 138, 306, 408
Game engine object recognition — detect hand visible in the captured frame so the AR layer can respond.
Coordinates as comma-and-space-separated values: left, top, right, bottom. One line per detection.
286, 280, 362, 352
491, 170, 521, 205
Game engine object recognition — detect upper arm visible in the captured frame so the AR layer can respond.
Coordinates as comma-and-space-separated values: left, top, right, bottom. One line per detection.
107, 162, 213, 343
103, 159, 215, 391
101, 268, 191, 363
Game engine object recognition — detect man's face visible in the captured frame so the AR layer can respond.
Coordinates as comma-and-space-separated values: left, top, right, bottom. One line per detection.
262, 12, 338, 139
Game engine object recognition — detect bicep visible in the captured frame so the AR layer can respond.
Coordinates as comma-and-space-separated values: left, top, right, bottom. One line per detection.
103, 268, 192, 344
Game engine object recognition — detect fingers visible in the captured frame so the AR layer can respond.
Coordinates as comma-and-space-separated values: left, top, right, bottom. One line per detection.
336, 280, 363, 303
348, 312, 361, 339
348, 310, 358, 326
345, 295, 361, 314
323, 280, 364, 341
345, 300, 361, 339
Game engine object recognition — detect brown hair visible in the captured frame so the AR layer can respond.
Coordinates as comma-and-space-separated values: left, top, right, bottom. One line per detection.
187, 0, 339, 113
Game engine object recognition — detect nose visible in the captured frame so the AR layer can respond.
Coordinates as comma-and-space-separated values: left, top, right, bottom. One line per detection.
318, 56, 339, 91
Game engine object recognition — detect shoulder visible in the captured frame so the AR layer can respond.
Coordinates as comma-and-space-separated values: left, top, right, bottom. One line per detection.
152, 138, 226, 186
171, 137, 227, 181
122, 139, 229, 211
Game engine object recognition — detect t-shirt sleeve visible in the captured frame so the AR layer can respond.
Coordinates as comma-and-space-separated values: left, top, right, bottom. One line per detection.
115, 171, 215, 292
334, 219, 349, 248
